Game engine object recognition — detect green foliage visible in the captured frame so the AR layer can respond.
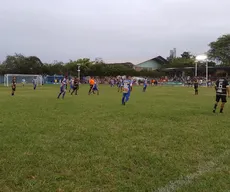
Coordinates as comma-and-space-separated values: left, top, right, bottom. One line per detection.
1, 53, 43, 74
208, 34, 230, 65
181, 51, 193, 59
0, 54, 165, 77
163, 51, 196, 69
165, 57, 195, 68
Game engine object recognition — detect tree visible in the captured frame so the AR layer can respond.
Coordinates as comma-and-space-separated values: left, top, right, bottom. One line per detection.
1, 53, 44, 74
165, 57, 195, 68
181, 52, 193, 59
208, 34, 230, 65
94, 57, 104, 64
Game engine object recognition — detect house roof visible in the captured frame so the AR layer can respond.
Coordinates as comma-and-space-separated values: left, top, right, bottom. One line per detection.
136, 56, 168, 66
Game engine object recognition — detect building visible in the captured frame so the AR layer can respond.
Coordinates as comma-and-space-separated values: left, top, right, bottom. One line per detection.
169, 48, 176, 59
134, 56, 168, 71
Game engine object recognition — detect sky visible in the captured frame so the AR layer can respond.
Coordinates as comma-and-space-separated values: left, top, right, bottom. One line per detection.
0, 0, 229, 64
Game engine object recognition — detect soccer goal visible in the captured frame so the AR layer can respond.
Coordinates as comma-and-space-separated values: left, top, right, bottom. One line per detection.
4, 74, 43, 87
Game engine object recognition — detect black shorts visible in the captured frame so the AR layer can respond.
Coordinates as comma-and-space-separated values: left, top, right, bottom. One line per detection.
12, 87, 16, 91
73, 85, 79, 90
216, 95, 227, 103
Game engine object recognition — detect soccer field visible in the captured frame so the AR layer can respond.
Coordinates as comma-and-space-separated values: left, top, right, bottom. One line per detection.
0, 85, 230, 192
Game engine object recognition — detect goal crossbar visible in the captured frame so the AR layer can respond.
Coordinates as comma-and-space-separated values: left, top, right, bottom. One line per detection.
4, 74, 43, 87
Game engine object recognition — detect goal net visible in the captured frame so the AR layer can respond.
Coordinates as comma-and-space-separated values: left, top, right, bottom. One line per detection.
4, 74, 43, 87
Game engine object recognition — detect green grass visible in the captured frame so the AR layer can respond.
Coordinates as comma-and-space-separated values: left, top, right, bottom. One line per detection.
0, 84, 230, 192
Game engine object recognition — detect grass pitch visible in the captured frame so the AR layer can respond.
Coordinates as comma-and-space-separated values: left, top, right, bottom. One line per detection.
0, 84, 230, 192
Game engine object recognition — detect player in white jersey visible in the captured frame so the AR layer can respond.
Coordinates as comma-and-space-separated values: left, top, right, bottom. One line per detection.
57, 76, 67, 99
32, 77, 37, 90
69, 78, 74, 93
143, 78, 148, 92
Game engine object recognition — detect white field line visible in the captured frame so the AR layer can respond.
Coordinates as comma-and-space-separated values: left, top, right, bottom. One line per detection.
154, 150, 230, 192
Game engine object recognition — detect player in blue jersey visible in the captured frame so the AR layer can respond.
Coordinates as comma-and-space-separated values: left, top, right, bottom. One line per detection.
57, 76, 67, 99
32, 77, 37, 90
143, 78, 148, 92
92, 79, 99, 95
122, 76, 131, 105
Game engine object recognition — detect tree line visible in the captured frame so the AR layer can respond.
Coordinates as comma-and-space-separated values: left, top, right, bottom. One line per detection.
0, 54, 166, 77
0, 34, 229, 77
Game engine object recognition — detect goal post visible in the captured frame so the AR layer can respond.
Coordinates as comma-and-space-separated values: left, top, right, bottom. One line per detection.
4, 74, 43, 87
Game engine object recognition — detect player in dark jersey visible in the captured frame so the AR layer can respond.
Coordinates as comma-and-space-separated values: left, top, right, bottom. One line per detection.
71, 77, 79, 95
213, 78, 229, 113
194, 79, 199, 95
11, 77, 16, 96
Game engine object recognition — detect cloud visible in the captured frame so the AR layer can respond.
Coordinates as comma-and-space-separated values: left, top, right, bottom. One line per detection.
0, 0, 229, 64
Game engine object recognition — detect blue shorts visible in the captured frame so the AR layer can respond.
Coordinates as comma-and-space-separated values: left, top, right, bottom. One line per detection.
93, 86, 98, 91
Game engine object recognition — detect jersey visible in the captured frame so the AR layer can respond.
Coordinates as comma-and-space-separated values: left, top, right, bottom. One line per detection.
73, 79, 79, 87
194, 82, 198, 89
144, 79, 147, 86
216, 78, 229, 95
60, 78, 67, 88
32, 79, 37, 85
123, 80, 131, 93
12, 79, 16, 88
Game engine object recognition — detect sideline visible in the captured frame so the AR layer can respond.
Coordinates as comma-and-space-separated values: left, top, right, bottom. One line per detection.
154, 150, 230, 192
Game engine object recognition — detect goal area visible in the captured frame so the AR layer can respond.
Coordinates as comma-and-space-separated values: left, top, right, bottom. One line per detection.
4, 74, 43, 87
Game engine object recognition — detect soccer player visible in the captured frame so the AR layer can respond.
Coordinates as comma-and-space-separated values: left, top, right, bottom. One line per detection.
118, 78, 123, 92
57, 76, 67, 99
213, 77, 230, 113
92, 79, 99, 95
88, 77, 95, 95
122, 76, 131, 105
66, 78, 69, 90
22, 79, 25, 87
32, 77, 37, 90
69, 77, 74, 93
194, 79, 198, 95
11, 77, 16, 96
110, 79, 114, 87
71, 77, 79, 95
143, 78, 148, 92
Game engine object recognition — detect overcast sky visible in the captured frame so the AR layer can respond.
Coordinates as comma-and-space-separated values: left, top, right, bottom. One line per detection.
0, 0, 229, 64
